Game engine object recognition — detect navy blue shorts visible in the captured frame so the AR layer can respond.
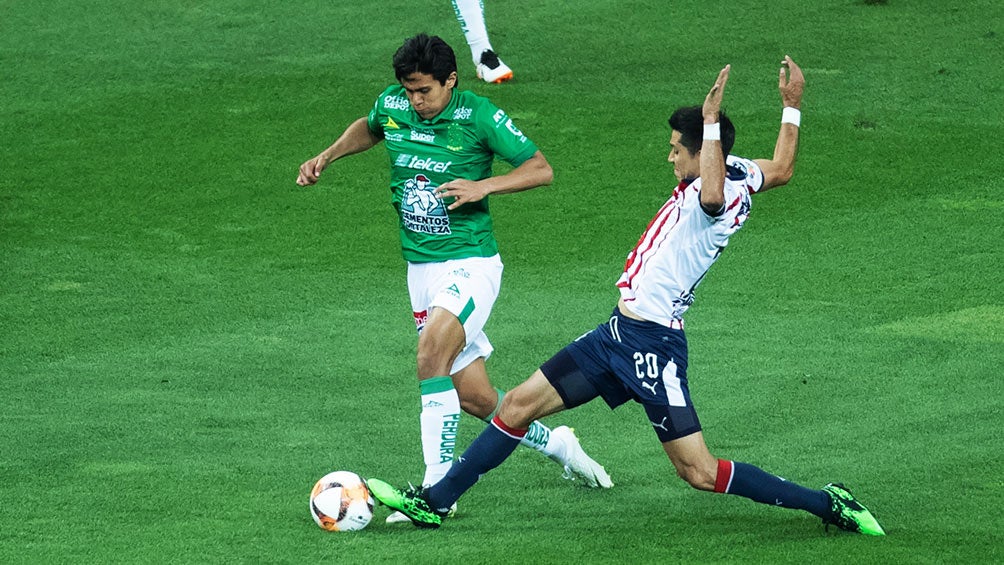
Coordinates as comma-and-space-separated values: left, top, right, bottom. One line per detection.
540, 309, 701, 442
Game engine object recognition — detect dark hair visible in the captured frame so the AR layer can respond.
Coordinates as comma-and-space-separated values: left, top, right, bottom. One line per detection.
668, 106, 735, 158
393, 33, 458, 87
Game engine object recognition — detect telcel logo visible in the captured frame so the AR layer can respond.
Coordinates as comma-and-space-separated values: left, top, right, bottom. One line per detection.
396, 154, 452, 173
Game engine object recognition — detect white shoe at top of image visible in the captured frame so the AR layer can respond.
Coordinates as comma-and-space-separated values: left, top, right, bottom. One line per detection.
476, 49, 514, 84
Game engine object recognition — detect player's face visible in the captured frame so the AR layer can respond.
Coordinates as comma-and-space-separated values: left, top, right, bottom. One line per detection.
668, 130, 700, 182
401, 71, 457, 120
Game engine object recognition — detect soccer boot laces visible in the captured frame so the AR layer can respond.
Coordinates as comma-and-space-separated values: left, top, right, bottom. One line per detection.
822, 482, 886, 536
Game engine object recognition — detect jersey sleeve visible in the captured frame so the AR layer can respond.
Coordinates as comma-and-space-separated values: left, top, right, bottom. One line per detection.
726, 155, 766, 195
366, 86, 396, 137
474, 98, 539, 167
719, 180, 751, 228
693, 176, 751, 233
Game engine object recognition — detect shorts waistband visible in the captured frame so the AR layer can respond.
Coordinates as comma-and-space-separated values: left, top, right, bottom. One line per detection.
609, 307, 684, 331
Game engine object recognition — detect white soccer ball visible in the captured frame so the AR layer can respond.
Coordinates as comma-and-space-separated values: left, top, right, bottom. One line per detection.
309, 471, 374, 532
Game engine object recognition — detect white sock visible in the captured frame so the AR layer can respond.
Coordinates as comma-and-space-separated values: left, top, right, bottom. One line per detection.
523, 420, 563, 459
419, 376, 461, 486
451, 0, 493, 64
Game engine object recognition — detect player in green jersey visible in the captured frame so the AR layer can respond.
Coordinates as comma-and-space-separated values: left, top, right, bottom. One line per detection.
297, 34, 611, 522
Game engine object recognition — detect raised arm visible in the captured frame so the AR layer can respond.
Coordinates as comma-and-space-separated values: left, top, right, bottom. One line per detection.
296, 117, 383, 186
754, 56, 805, 192
699, 65, 731, 214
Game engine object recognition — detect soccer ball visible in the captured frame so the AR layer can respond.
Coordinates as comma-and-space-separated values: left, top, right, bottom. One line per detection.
309, 471, 374, 531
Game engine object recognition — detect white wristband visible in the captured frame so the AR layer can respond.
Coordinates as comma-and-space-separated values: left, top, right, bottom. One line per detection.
782, 107, 801, 127
703, 123, 721, 141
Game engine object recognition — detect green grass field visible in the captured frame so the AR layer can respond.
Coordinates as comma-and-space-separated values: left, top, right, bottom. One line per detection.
3, 0, 1002, 563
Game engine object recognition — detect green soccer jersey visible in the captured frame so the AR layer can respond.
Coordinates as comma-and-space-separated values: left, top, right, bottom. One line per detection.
366, 85, 539, 263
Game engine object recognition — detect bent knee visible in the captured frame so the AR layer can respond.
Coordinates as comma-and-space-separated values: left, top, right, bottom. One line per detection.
416, 347, 458, 378
496, 395, 534, 430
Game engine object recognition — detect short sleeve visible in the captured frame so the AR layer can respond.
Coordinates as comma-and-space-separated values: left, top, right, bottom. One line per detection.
726, 155, 766, 195
694, 176, 750, 225
474, 99, 539, 167
366, 94, 384, 136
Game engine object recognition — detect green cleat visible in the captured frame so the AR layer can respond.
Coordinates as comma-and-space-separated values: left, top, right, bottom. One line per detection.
822, 483, 886, 536
367, 478, 444, 529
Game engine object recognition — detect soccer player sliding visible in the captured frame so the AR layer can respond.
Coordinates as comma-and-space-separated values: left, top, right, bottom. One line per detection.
368, 56, 886, 536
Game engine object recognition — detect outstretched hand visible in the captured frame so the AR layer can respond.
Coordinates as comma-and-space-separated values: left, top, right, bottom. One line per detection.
779, 55, 804, 108
703, 64, 730, 122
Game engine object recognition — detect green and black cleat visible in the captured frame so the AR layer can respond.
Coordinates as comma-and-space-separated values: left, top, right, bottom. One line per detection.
822, 483, 886, 536
367, 478, 445, 529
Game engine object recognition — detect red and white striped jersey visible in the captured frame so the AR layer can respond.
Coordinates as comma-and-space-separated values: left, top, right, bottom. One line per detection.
616, 156, 764, 328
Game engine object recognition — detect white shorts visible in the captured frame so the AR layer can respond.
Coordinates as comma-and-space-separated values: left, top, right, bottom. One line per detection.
407, 254, 503, 375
